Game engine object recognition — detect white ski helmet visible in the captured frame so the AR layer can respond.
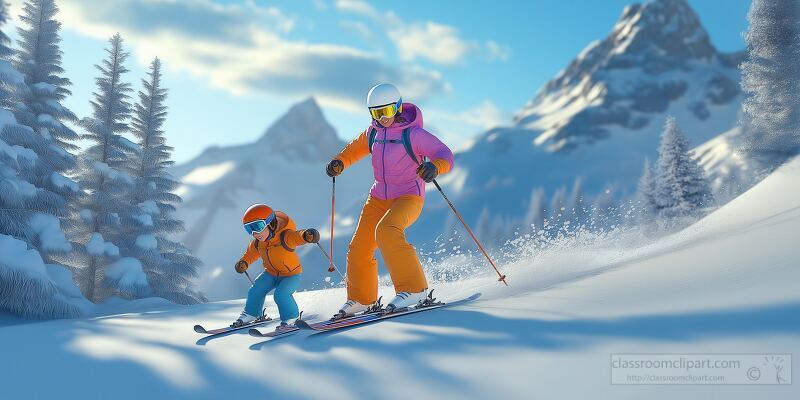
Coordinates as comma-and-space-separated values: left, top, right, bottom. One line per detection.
366, 83, 402, 109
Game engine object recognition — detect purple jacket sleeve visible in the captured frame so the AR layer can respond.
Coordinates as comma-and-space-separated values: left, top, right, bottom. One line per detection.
411, 127, 454, 174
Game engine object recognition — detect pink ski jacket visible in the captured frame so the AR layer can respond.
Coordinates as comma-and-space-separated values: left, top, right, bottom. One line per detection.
335, 103, 454, 200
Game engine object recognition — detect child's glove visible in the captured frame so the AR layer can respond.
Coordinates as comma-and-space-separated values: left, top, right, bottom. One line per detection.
326, 159, 344, 177
303, 228, 320, 243
235, 260, 248, 274
416, 161, 439, 183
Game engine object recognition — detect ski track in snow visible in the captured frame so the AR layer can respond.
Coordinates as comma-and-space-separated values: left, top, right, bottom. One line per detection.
2, 160, 800, 399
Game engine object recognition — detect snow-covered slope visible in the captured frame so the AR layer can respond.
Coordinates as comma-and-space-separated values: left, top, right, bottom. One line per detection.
692, 125, 755, 203
170, 98, 373, 300
1, 154, 798, 399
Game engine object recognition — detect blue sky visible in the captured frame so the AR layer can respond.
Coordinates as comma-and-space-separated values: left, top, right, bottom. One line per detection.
6, 0, 750, 164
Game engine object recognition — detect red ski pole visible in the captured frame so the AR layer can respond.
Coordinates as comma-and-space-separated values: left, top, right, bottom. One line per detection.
432, 179, 508, 285
328, 176, 336, 273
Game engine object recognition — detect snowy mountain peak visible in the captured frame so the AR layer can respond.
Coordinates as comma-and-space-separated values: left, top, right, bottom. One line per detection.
513, 0, 742, 153
256, 96, 343, 163
612, 0, 715, 63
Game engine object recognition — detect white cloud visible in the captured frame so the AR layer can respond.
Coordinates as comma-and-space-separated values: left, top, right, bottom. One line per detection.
339, 20, 375, 42
388, 22, 474, 66
335, 0, 474, 66
313, 0, 328, 11
426, 101, 509, 149
486, 40, 512, 62
54, 0, 450, 111
335, 0, 379, 18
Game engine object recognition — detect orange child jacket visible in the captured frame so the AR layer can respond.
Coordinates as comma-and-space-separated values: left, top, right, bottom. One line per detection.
238, 211, 308, 277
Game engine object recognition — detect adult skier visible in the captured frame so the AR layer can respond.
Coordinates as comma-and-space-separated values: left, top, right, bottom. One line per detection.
232, 204, 320, 330
325, 83, 454, 316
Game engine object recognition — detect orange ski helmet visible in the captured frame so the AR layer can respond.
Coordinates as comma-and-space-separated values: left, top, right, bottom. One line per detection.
242, 204, 277, 236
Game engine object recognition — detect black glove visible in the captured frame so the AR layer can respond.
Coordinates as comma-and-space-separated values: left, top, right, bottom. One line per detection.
326, 159, 344, 177
416, 161, 439, 183
235, 260, 248, 274
302, 228, 320, 243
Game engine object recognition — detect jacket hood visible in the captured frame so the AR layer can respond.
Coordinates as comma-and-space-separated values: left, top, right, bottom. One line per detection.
371, 103, 423, 130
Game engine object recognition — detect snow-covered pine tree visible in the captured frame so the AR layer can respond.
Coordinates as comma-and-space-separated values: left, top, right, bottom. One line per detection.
475, 206, 493, 246
523, 187, 546, 233
548, 186, 567, 235
739, 0, 800, 168
70, 34, 146, 302
636, 157, 658, 219
0, 0, 29, 238
10, 0, 79, 264
125, 58, 204, 304
493, 215, 513, 247
0, 0, 79, 319
654, 117, 714, 220
590, 187, 617, 230
568, 178, 587, 229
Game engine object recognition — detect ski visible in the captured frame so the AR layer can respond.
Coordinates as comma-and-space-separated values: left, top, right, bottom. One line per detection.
290, 297, 392, 331
246, 312, 317, 338
248, 326, 300, 338
193, 317, 273, 336
295, 292, 481, 333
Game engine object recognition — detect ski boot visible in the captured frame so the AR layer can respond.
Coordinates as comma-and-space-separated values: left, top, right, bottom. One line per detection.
385, 289, 440, 313
275, 312, 305, 332
385, 290, 427, 313
332, 297, 382, 320
230, 308, 270, 328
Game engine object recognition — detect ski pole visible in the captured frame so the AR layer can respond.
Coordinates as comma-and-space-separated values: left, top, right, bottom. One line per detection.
431, 178, 508, 286
328, 176, 336, 273
315, 242, 347, 283
243, 270, 254, 284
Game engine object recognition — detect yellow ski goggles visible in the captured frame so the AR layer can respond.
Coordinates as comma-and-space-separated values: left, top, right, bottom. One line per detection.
369, 100, 402, 120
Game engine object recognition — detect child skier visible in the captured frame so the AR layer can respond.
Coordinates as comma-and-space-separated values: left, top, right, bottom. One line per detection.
232, 203, 320, 330
325, 83, 454, 317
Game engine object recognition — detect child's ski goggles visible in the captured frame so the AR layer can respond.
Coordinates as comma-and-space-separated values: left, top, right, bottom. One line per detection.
244, 213, 276, 235
369, 99, 402, 120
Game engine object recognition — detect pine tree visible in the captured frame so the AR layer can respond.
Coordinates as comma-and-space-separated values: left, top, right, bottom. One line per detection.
70, 34, 144, 302
475, 207, 492, 246
636, 157, 658, 218
568, 178, 587, 228
590, 187, 617, 230
548, 186, 567, 235
0, 0, 73, 257
125, 58, 204, 304
523, 187, 546, 232
9, 0, 79, 264
739, 0, 800, 168
654, 117, 714, 219
0, 0, 79, 319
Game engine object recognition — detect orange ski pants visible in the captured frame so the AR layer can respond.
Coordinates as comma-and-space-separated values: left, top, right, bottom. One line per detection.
346, 194, 427, 304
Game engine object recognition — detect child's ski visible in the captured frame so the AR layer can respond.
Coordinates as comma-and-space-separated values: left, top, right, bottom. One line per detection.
246, 312, 318, 339
248, 326, 300, 338
194, 317, 273, 336
295, 292, 481, 333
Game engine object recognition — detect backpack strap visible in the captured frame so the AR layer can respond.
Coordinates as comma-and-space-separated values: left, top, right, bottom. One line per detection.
401, 128, 419, 165
368, 126, 419, 165
367, 127, 378, 154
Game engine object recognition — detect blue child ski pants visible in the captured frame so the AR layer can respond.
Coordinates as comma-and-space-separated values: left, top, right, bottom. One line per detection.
244, 272, 301, 322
